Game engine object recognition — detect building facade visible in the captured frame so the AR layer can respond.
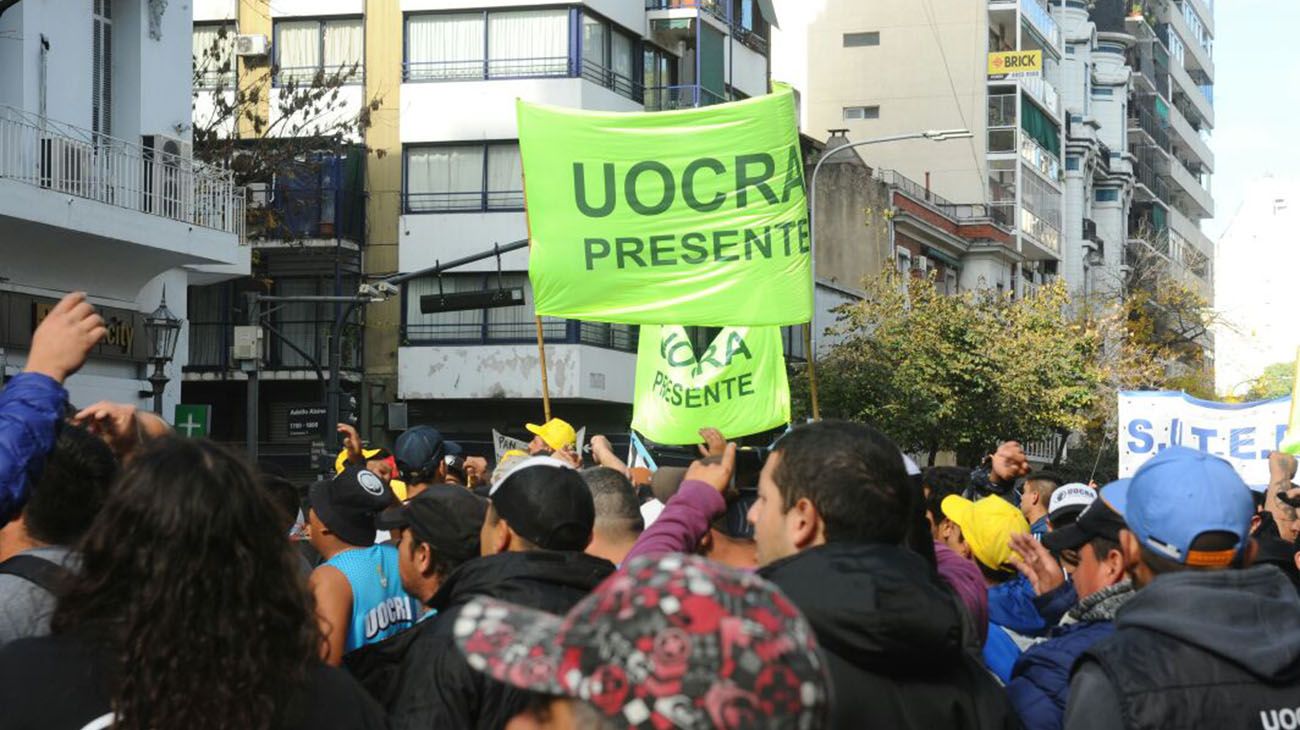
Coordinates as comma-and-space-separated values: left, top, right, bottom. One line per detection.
772, 0, 1063, 296
189, 0, 783, 460
1, 0, 245, 413
771, 0, 1214, 312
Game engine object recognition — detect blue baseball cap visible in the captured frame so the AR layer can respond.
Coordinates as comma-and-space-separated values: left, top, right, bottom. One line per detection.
1103, 447, 1253, 567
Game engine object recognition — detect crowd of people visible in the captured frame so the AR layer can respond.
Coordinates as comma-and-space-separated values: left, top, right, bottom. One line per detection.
1, 292, 1299, 729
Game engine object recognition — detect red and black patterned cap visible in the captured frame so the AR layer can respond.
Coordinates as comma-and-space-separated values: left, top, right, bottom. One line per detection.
454, 554, 830, 729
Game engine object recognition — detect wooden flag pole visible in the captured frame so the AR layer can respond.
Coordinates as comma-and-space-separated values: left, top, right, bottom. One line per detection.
804, 321, 821, 420
535, 315, 552, 422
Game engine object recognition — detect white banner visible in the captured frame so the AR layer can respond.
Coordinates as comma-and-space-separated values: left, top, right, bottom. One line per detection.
1118, 391, 1291, 487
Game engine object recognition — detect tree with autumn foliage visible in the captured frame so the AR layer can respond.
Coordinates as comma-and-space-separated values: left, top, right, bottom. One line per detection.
191, 25, 381, 238
801, 273, 1101, 465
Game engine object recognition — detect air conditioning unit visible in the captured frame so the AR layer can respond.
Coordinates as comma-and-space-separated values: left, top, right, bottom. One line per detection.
141, 133, 193, 219
235, 34, 269, 57
231, 325, 263, 362
911, 255, 930, 273
247, 182, 271, 208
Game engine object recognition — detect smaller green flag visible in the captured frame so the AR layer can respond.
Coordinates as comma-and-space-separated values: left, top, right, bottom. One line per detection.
632, 325, 790, 446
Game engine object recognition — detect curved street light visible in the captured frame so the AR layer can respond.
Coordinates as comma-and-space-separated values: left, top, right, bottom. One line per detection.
805, 129, 974, 418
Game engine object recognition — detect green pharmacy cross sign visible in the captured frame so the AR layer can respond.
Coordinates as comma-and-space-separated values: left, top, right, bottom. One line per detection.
173, 404, 211, 438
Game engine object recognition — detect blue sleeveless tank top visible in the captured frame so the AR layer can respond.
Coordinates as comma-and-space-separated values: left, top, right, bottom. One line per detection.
324, 543, 415, 653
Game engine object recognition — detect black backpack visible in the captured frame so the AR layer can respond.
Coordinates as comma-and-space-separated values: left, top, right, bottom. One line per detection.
0, 554, 71, 593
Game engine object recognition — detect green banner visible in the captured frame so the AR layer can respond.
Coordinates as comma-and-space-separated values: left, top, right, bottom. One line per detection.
632, 325, 790, 445
520, 85, 811, 326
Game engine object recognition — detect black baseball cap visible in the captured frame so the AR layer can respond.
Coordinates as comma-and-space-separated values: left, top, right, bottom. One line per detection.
489, 457, 594, 551
1043, 495, 1127, 553
394, 426, 447, 482
377, 485, 487, 565
308, 466, 396, 547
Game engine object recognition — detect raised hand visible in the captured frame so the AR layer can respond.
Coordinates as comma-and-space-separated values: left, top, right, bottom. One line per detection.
26, 292, 107, 383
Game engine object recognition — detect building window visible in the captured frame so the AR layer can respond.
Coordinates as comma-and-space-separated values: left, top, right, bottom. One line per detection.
274, 18, 363, 85
92, 0, 112, 137
405, 142, 523, 213
1095, 188, 1119, 202
404, 10, 568, 82
194, 22, 237, 89
1065, 44, 1076, 55
581, 12, 638, 99
1066, 156, 1080, 171
843, 31, 879, 47
1090, 87, 1114, 97
843, 105, 879, 121
643, 44, 678, 94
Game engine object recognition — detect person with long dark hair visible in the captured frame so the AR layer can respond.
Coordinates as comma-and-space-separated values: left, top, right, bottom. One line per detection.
0, 438, 385, 730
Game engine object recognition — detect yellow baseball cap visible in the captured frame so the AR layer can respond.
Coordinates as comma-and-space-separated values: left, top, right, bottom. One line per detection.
941, 494, 1030, 571
525, 418, 577, 451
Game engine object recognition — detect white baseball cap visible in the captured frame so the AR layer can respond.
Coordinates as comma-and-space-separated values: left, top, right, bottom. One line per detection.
1048, 483, 1097, 525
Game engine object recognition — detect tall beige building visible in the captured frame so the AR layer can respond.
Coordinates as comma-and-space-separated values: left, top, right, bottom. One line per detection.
773, 0, 1068, 294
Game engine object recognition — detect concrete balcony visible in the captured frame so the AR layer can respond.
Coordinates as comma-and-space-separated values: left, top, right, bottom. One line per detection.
1168, 204, 1213, 258
1169, 53, 1214, 129
0, 106, 246, 301
1168, 101, 1214, 173
1166, 159, 1214, 220
1166, 2, 1213, 82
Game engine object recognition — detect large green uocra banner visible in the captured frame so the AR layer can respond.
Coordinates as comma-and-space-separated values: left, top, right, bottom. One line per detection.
520, 85, 810, 326
632, 325, 790, 445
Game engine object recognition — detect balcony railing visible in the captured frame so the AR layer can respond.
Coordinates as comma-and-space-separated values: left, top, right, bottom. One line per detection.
402, 320, 638, 353
402, 56, 569, 83
1129, 99, 1171, 152
1019, 0, 1062, 51
0, 105, 244, 237
579, 58, 644, 102
404, 189, 524, 214
645, 84, 727, 111
878, 168, 1013, 230
645, 0, 771, 56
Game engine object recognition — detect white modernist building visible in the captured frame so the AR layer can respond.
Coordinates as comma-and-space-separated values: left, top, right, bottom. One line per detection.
0, 0, 246, 413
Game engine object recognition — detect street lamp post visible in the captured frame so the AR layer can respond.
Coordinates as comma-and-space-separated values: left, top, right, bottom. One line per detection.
804, 129, 974, 418
144, 287, 182, 416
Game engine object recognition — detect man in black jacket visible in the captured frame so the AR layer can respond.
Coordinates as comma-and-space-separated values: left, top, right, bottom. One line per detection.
1064, 446, 1300, 730
740, 420, 1017, 729
386, 457, 615, 730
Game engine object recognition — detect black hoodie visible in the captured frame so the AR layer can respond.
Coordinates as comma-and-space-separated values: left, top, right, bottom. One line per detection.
1066, 565, 1300, 730
385, 550, 614, 730
760, 542, 1020, 730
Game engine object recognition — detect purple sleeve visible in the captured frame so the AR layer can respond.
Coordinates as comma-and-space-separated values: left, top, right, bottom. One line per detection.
0, 372, 67, 524
934, 541, 990, 645
624, 480, 727, 566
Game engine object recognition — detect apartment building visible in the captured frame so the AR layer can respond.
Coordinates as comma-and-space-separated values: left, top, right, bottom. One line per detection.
0, 0, 245, 412
188, 0, 781, 462
1082, 0, 1215, 302
772, 0, 1063, 295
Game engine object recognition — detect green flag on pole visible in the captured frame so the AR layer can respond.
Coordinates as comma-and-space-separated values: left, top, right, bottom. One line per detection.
520, 85, 811, 326
631, 325, 790, 445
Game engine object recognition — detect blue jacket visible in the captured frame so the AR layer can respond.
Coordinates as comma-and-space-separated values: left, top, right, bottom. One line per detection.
0, 373, 67, 524
983, 574, 1076, 683
1007, 619, 1115, 730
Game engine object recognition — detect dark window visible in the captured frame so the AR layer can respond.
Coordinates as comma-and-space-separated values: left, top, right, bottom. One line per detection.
843, 105, 880, 120
1095, 188, 1119, 202
843, 31, 880, 47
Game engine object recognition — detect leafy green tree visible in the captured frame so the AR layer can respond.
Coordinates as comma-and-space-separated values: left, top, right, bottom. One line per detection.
803, 273, 1100, 465
1246, 362, 1296, 402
